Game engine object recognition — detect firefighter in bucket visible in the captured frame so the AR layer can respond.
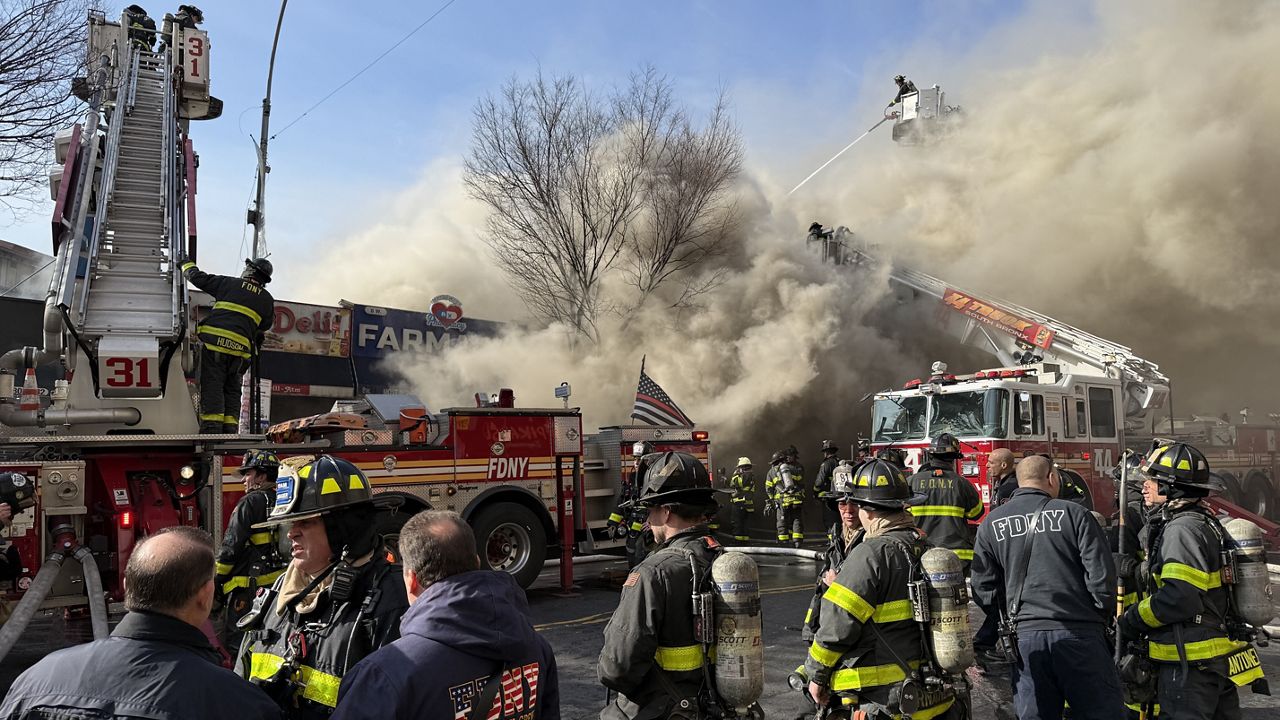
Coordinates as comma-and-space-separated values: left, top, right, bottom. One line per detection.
237, 455, 408, 719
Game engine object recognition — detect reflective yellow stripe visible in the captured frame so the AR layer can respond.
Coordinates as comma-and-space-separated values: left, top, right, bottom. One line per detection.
871, 599, 915, 623
830, 660, 920, 691
608, 513, 623, 524
804, 607, 813, 624
200, 413, 226, 422
654, 645, 704, 671
953, 549, 974, 561
249, 652, 285, 682
913, 698, 956, 720
215, 562, 233, 575
1122, 591, 1139, 609
1148, 637, 1247, 662
213, 300, 263, 325
1138, 597, 1162, 628
824, 582, 874, 622
809, 641, 842, 667
222, 414, 239, 425
182, 261, 197, 273
249, 532, 274, 545
201, 342, 252, 359
967, 499, 985, 518
629, 522, 645, 532
1158, 562, 1222, 591
1226, 646, 1265, 686
299, 665, 342, 707
908, 505, 965, 517
220, 569, 283, 595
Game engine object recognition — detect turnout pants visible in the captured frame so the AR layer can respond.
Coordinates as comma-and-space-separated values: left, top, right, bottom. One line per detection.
730, 503, 752, 541
199, 346, 247, 433
776, 503, 803, 545
1012, 626, 1125, 720
1156, 659, 1241, 720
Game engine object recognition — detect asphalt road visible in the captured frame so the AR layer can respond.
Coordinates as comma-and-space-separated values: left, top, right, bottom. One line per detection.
1, 551, 1278, 719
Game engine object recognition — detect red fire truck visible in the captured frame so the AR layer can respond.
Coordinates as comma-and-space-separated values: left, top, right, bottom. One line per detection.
841, 236, 1280, 546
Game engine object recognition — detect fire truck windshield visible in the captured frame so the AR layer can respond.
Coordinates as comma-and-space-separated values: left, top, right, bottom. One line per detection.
929, 389, 1009, 439
872, 396, 927, 441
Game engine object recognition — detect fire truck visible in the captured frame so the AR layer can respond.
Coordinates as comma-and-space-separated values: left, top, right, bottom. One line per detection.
840, 237, 1280, 547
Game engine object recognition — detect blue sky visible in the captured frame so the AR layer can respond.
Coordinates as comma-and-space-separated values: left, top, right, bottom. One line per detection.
3, 0, 1034, 303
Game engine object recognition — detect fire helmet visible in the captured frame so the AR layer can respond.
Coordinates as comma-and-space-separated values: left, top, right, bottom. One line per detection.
822, 461, 858, 502
244, 257, 273, 283
238, 449, 281, 477
770, 451, 786, 465
1141, 442, 1219, 498
821, 439, 838, 455
844, 459, 927, 510
736, 456, 752, 468
876, 447, 908, 468
632, 441, 654, 458
178, 4, 204, 22
929, 433, 963, 460
623, 452, 722, 508
254, 455, 391, 528
894, 74, 906, 83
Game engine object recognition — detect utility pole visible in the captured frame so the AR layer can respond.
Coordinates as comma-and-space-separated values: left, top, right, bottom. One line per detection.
249, 0, 288, 260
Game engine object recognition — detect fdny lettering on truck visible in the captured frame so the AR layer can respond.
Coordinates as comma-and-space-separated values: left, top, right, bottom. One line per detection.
486, 457, 529, 480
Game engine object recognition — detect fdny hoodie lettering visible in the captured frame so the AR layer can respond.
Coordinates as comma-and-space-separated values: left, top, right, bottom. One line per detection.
991, 509, 1066, 541
449, 662, 541, 720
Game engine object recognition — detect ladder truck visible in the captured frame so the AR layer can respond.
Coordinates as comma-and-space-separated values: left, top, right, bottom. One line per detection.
0, 11, 256, 663
827, 233, 1280, 548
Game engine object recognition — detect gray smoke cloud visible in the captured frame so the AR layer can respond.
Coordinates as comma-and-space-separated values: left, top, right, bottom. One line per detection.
303, 0, 1280, 471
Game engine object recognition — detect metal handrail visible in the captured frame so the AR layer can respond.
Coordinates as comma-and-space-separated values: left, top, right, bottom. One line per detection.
161, 48, 180, 336
70, 45, 137, 329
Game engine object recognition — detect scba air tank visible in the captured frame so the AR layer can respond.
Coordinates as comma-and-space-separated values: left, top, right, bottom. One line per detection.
1224, 518, 1275, 627
920, 547, 974, 673
711, 551, 764, 712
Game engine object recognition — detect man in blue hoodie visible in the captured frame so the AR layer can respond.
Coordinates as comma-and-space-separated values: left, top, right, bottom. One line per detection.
330, 510, 559, 720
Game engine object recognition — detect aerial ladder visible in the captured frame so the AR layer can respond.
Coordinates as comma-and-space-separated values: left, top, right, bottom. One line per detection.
0, 11, 217, 435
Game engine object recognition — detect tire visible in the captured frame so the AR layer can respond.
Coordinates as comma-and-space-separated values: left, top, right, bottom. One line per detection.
1242, 472, 1274, 520
472, 502, 547, 589
1219, 472, 1244, 506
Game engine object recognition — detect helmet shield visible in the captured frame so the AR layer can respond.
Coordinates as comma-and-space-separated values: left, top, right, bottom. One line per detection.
846, 459, 928, 510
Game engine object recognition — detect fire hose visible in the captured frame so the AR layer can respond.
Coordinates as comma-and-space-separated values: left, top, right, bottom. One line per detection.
0, 544, 110, 665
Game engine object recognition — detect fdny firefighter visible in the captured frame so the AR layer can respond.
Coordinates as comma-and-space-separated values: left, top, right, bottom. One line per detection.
970, 455, 1122, 719
1118, 443, 1266, 720
124, 5, 156, 49
801, 461, 863, 646
608, 441, 656, 567
766, 451, 805, 548
182, 257, 274, 434
908, 433, 983, 567
217, 449, 286, 651
598, 451, 726, 719
803, 459, 958, 719
238, 455, 408, 719
813, 440, 842, 541
891, 75, 918, 105
727, 456, 756, 542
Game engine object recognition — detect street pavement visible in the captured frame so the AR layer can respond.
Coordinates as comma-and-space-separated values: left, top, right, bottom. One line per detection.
1, 550, 1279, 718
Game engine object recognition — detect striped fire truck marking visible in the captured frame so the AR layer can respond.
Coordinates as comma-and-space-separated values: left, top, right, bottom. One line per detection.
221, 457, 558, 491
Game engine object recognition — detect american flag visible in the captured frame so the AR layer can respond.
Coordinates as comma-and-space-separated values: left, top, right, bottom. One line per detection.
632, 367, 694, 427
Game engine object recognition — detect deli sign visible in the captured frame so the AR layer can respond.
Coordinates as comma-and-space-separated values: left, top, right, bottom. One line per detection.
263, 302, 351, 357
941, 289, 1056, 350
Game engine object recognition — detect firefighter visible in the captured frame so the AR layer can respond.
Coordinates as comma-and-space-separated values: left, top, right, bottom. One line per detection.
159, 4, 203, 50
890, 75, 918, 105
727, 456, 756, 542
608, 441, 656, 567
973, 447, 1019, 665
800, 461, 863, 646
238, 455, 408, 719
908, 433, 983, 568
181, 257, 274, 434
124, 5, 156, 49
1118, 442, 1264, 720
766, 450, 805, 548
803, 458, 951, 719
216, 449, 285, 652
813, 440, 842, 541
874, 447, 907, 469
598, 451, 726, 719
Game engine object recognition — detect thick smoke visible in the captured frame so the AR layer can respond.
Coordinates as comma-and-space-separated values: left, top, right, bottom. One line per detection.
304, 0, 1280, 471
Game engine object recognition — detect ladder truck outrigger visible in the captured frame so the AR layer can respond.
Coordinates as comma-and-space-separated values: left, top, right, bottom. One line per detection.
820, 232, 1280, 550
0, 11, 253, 663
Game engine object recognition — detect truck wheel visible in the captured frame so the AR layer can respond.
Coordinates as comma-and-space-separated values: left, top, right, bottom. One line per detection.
472, 502, 547, 589
1218, 472, 1243, 507
1242, 472, 1273, 520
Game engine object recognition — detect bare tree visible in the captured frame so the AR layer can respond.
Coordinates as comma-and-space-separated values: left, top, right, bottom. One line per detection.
619, 68, 743, 309
465, 66, 744, 339
0, 0, 92, 221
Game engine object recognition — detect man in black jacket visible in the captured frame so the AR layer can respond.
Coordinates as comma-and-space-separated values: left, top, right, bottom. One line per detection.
971, 455, 1123, 720
182, 257, 274, 434
973, 447, 1017, 664
813, 440, 842, 540
0, 527, 279, 720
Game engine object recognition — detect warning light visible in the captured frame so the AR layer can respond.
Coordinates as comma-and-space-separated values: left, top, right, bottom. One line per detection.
692, 431, 709, 442
118, 511, 133, 529
1081, 452, 1091, 461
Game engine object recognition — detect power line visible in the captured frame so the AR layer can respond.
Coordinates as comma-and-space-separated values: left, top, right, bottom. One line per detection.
270, 0, 461, 140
